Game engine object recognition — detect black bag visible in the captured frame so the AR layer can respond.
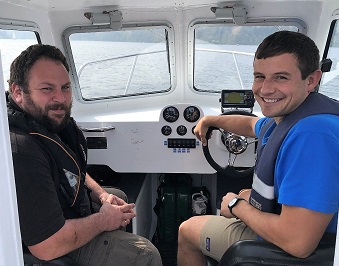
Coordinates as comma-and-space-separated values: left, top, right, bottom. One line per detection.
153, 173, 193, 243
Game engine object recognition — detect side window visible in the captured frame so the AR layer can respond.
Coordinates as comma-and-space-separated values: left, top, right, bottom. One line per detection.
193, 25, 298, 93
66, 27, 172, 101
320, 20, 339, 99
0, 29, 38, 90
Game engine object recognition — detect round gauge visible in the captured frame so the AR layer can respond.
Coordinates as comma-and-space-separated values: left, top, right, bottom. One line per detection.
177, 125, 187, 136
184, 106, 200, 123
161, 125, 172, 136
191, 125, 196, 135
163, 106, 179, 123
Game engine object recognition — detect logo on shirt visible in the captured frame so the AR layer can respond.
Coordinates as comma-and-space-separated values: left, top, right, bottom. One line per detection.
206, 237, 211, 252
63, 169, 79, 194
250, 197, 262, 210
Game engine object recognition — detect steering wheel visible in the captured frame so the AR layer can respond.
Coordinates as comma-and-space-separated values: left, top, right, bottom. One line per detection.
202, 110, 257, 178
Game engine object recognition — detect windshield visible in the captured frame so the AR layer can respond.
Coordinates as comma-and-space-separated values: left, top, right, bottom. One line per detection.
0, 29, 38, 90
68, 27, 171, 101
193, 25, 298, 93
321, 20, 339, 100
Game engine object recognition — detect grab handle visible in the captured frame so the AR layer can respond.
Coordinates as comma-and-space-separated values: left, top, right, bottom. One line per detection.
79, 126, 115, 132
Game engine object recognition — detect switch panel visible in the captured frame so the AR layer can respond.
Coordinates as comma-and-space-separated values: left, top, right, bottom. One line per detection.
167, 138, 196, 148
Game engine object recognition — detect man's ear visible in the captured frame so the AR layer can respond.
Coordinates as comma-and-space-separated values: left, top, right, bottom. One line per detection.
11, 83, 24, 103
306, 69, 322, 93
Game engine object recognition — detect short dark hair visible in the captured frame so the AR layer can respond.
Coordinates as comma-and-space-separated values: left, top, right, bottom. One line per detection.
8, 44, 69, 94
255, 31, 320, 80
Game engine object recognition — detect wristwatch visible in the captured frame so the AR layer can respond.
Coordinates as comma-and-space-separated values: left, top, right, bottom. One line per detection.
228, 197, 246, 219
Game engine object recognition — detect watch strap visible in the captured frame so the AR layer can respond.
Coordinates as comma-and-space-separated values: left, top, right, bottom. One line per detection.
229, 197, 246, 219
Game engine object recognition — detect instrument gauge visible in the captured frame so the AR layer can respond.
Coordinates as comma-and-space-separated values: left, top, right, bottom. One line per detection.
163, 106, 179, 123
161, 125, 172, 136
177, 125, 187, 136
184, 106, 200, 123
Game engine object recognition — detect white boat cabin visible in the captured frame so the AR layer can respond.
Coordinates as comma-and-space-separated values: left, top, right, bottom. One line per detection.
0, 0, 338, 265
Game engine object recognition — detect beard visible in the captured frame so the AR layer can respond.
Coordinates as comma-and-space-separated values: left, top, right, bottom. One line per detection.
23, 94, 72, 133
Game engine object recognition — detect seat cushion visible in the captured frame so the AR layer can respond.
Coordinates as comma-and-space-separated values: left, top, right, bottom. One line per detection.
218, 240, 334, 266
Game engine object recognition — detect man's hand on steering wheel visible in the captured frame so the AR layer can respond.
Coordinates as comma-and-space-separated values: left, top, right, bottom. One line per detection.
194, 116, 211, 146
195, 110, 258, 178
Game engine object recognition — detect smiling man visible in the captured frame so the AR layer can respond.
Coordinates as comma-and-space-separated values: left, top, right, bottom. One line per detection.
177, 31, 339, 265
7, 44, 162, 265
11, 57, 72, 132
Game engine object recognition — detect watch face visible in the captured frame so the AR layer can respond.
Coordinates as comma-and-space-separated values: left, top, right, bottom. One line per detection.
229, 197, 238, 207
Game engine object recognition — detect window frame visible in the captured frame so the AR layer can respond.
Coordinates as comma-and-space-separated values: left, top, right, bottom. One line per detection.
188, 17, 307, 94
62, 22, 175, 103
322, 19, 338, 60
319, 19, 339, 99
0, 18, 41, 91
0, 18, 41, 36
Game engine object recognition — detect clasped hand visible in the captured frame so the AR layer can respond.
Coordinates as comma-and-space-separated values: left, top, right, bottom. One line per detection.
100, 193, 136, 231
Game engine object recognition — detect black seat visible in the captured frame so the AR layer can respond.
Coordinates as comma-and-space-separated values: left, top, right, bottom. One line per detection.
217, 240, 335, 266
23, 253, 77, 266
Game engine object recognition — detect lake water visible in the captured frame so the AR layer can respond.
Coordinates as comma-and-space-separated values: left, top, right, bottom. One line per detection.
1, 39, 339, 100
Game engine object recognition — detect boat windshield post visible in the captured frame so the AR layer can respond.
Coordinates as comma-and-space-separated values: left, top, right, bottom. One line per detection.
0, 50, 24, 265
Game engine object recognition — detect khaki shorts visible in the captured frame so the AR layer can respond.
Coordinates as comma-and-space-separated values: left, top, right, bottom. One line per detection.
200, 216, 257, 261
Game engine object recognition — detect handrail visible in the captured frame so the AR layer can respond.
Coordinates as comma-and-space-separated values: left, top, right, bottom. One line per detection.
77, 49, 167, 77
196, 48, 254, 90
196, 48, 254, 57
77, 50, 166, 95
76, 48, 254, 95
78, 125, 115, 132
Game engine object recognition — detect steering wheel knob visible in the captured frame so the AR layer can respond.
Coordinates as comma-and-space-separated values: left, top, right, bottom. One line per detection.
225, 134, 248, 154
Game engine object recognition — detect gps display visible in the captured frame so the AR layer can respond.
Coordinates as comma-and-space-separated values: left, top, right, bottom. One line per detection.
221, 90, 255, 108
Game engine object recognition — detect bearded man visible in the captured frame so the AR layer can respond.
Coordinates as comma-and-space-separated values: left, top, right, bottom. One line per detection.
7, 44, 162, 265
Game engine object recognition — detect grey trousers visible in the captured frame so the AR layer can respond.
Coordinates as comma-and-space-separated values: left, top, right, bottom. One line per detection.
68, 230, 162, 266
68, 187, 162, 265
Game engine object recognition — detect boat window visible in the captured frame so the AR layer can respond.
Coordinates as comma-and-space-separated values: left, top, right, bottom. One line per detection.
0, 29, 38, 90
192, 25, 298, 93
67, 27, 171, 101
320, 20, 339, 100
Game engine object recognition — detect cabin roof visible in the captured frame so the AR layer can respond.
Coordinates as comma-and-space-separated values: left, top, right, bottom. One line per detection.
0, 0, 324, 11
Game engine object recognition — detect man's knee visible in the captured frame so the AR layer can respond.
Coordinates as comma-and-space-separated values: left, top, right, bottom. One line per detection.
145, 239, 162, 265
178, 218, 190, 242
178, 216, 200, 244
179, 215, 213, 249
131, 236, 162, 265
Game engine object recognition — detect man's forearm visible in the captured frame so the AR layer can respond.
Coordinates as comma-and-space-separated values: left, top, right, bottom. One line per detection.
29, 212, 106, 260
203, 115, 258, 137
232, 200, 333, 258
85, 173, 108, 204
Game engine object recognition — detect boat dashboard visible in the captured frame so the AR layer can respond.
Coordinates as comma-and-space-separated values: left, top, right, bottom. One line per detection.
78, 103, 257, 174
